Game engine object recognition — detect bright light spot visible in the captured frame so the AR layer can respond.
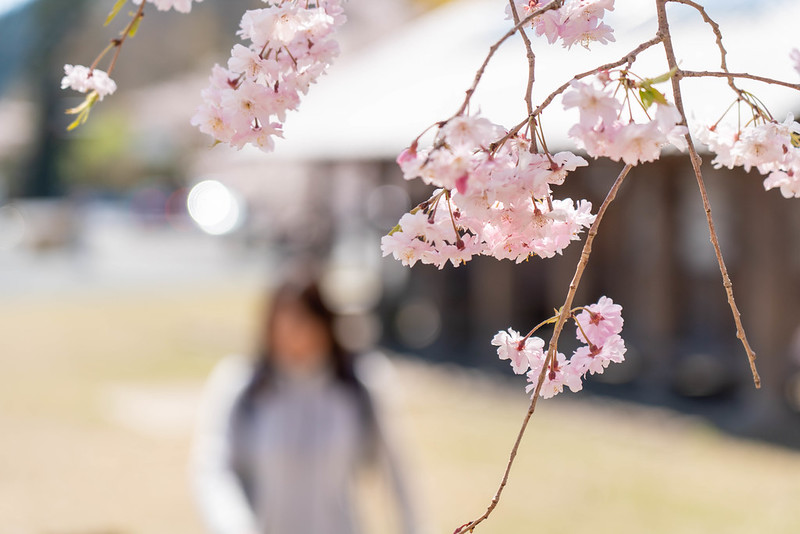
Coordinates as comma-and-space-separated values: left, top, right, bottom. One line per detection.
186, 180, 243, 235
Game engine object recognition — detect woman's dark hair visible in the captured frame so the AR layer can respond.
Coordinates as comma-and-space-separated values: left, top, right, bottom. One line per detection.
235, 278, 377, 441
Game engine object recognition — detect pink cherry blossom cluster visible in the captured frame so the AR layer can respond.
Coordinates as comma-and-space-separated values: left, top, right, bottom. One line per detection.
695, 115, 800, 198
492, 296, 626, 399
60, 65, 117, 100
132, 0, 202, 13
563, 77, 688, 165
381, 115, 596, 268
505, 0, 615, 49
191, 0, 346, 151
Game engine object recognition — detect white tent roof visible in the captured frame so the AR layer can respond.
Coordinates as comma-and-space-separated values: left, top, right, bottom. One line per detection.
266, 0, 800, 160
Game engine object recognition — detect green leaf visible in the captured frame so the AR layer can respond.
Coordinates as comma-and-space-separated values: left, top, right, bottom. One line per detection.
128, 13, 142, 37
65, 92, 99, 131
387, 223, 403, 236
646, 66, 678, 85
66, 112, 88, 131
639, 86, 667, 110
105, 0, 128, 26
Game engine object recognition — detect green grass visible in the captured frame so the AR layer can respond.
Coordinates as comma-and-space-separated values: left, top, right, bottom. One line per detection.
1, 284, 799, 533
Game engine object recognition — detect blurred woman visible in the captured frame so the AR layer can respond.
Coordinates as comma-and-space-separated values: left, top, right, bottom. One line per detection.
191, 278, 417, 534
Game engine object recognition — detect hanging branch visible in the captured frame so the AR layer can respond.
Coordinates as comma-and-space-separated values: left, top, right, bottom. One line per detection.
678, 70, 800, 92
453, 163, 633, 534
655, 0, 761, 387
507, 0, 539, 150
451, 0, 563, 118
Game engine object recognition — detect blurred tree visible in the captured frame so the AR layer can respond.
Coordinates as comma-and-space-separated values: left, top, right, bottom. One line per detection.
18, 0, 89, 198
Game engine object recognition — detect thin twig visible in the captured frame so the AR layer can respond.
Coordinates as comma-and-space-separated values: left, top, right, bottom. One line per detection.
490, 35, 664, 154
531, 35, 664, 118
453, 164, 633, 534
655, 0, 761, 387
666, 0, 730, 72
452, 0, 563, 118
664, 0, 761, 116
507, 0, 539, 152
89, 2, 146, 76
679, 70, 800, 92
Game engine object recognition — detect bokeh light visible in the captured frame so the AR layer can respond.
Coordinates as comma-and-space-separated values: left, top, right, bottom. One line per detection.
186, 179, 243, 236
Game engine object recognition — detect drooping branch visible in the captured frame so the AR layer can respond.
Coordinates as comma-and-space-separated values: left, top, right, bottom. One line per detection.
678, 70, 800, 92
90, 1, 146, 76
507, 0, 538, 151
452, 0, 563, 118
666, 0, 730, 72
532, 35, 664, 118
453, 163, 633, 534
664, 0, 762, 114
655, 0, 761, 388
490, 34, 664, 154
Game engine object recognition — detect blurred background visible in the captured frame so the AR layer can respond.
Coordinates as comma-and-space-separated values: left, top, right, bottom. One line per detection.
2, 0, 800, 532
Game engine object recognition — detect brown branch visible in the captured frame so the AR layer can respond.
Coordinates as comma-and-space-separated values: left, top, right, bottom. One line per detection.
678, 70, 800, 92
664, 0, 761, 117
666, 0, 730, 71
452, 0, 563, 118
490, 35, 664, 154
88, 1, 146, 76
453, 163, 633, 534
507, 0, 538, 152
531, 34, 664, 118
655, 0, 761, 388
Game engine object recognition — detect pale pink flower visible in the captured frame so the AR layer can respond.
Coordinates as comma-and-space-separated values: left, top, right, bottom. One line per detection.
695, 115, 800, 198
655, 103, 688, 151
574, 296, 623, 347
493, 329, 545, 375
764, 170, 800, 199
380, 232, 434, 268
609, 122, 664, 165
571, 334, 626, 376
441, 115, 505, 148
733, 123, 787, 172
560, 18, 615, 49
61, 64, 117, 100
228, 44, 268, 79
194, 0, 345, 152
562, 79, 620, 128
190, 103, 234, 142
509, 0, 615, 49
527, 353, 582, 399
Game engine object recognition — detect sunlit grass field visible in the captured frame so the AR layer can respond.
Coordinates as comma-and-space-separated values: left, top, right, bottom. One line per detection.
1, 283, 800, 533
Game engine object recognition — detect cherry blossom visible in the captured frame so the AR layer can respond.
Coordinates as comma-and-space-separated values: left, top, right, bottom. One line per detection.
384, 113, 596, 268
695, 115, 800, 198
495, 297, 625, 400
505, 0, 615, 49
527, 352, 584, 399
491, 329, 545, 375
563, 76, 688, 165
571, 334, 626, 375
573, 295, 623, 347
60, 65, 117, 100
192, 0, 346, 151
